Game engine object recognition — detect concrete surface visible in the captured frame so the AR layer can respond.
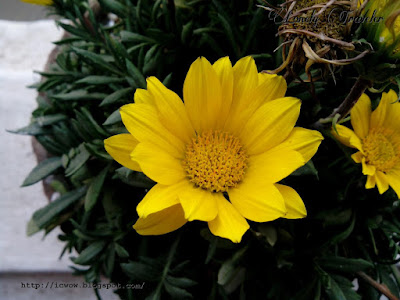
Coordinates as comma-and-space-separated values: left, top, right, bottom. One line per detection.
0, 0, 48, 21
0, 19, 117, 300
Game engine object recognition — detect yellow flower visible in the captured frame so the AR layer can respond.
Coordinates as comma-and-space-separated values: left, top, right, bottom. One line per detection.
104, 56, 323, 243
333, 90, 400, 198
20, 0, 53, 5
362, 0, 400, 59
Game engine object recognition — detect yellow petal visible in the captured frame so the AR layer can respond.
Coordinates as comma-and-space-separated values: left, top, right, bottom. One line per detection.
225, 73, 287, 134
104, 134, 141, 171
248, 147, 305, 183
178, 181, 218, 221
231, 56, 259, 110
372, 90, 400, 131
375, 171, 389, 194
131, 142, 186, 185
212, 57, 234, 129
361, 158, 376, 176
137, 182, 187, 218
351, 94, 371, 139
134, 88, 154, 105
147, 77, 195, 143
332, 125, 363, 151
120, 103, 185, 158
272, 127, 323, 162
365, 175, 376, 189
371, 90, 399, 130
133, 204, 187, 235
239, 97, 301, 155
229, 178, 286, 223
275, 184, 307, 219
208, 197, 249, 243
351, 151, 364, 163
385, 168, 400, 198
183, 57, 222, 132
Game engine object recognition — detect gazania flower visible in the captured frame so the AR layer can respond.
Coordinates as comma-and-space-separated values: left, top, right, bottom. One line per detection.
333, 90, 400, 198
20, 0, 53, 5
362, 0, 400, 60
105, 56, 323, 243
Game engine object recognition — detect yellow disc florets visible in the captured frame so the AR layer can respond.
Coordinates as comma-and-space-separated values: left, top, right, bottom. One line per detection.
363, 130, 400, 172
183, 130, 248, 192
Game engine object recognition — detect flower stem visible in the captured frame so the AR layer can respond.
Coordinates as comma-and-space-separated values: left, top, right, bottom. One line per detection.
357, 271, 399, 300
315, 77, 372, 128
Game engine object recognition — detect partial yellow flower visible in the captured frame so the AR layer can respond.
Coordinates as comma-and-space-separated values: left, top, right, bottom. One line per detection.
362, 0, 400, 59
20, 0, 53, 5
105, 56, 323, 243
332, 90, 400, 198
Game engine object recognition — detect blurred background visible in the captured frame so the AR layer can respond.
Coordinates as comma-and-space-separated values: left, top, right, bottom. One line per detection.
0, 0, 116, 298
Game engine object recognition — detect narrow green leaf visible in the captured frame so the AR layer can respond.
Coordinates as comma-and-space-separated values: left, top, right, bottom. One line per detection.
76, 76, 125, 85
120, 31, 156, 44
113, 167, 156, 188
125, 59, 146, 88
22, 157, 62, 187
98, 0, 127, 17
27, 187, 86, 236
115, 243, 130, 258
65, 144, 91, 177
121, 261, 160, 281
7, 123, 46, 136
72, 241, 107, 265
166, 276, 196, 288
84, 165, 110, 211
52, 90, 108, 101
100, 87, 134, 106
72, 47, 123, 75
317, 257, 374, 273
164, 281, 193, 299
103, 109, 122, 125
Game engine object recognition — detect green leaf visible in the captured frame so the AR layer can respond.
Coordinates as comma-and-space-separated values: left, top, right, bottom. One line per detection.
291, 160, 319, 178
113, 167, 156, 188
34, 114, 67, 126
27, 187, 86, 236
120, 31, 156, 44
84, 165, 110, 211
100, 87, 134, 106
166, 276, 196, 288
323, 276, 347, 300
98, 0, 127, 17
76, 76, 125, 85
72, 240, 107, 265
317, 257, 374, 273
115, 243, 130, 258
125, 59, 146, 88
121, 261, 160, 281
22, 157, 62, 187
65, 144, 91, 177
72, 47, 123, 75
8, 123, 47, 136
164, 281, 193, 299
103, 109, 122, 125
52, 90, 107, 101
218, 246, 247, 286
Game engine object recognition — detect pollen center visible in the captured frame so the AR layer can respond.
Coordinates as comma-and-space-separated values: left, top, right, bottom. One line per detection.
362, 130, 399, 172
183, 130, 248, 192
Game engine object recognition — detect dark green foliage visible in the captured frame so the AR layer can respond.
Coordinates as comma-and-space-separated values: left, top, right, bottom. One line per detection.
18, 0, 400, 299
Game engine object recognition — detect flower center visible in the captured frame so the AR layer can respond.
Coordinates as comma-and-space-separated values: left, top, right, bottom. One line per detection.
183, 130, 248, 192
362, 130, 399, 172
